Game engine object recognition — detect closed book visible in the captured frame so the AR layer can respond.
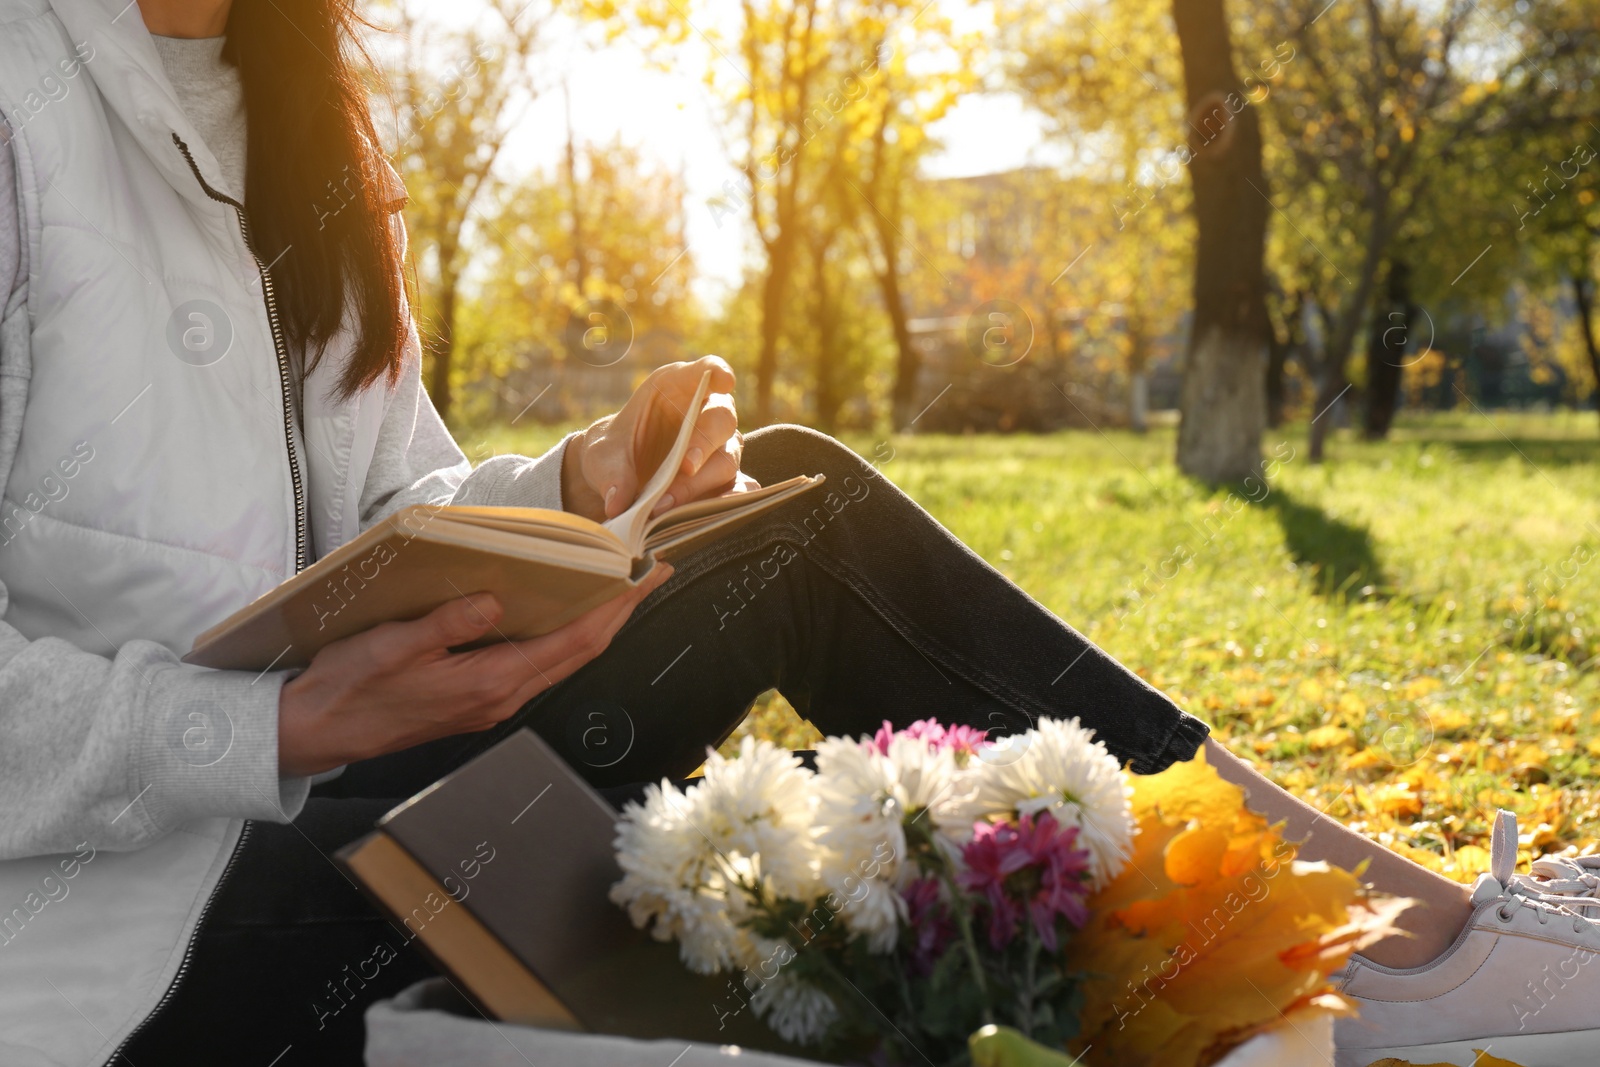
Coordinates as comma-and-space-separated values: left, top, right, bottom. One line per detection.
337, 729, 786, 1048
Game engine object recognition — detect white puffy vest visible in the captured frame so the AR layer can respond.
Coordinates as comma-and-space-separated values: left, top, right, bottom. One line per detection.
0, 0, 389, 1060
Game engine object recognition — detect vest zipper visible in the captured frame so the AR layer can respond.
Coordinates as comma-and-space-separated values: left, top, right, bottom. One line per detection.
105, 136, 310, 1066
103, 820, 253, 1065
171, 133, 310, 574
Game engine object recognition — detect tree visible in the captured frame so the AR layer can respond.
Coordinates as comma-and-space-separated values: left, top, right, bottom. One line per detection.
381, 0, 551, 421
837, 0, 972, 429
591, 0, 840, 423
1527, 179, 1600, 421
458, 140, 698, 423
588, 0, 959, 425
1254, 0, 1596, 455
1509, 95, 1600, 421
1005, 0, 1195, 433
1168, 0, 1271, 481
1007, 0, 1270, 476
1263, 278, 1308, 427
1359, 260, 1414, 438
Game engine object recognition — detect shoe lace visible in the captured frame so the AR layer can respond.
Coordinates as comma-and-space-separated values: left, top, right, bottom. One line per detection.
1522, 854, 1600, 905
1487, 808, 1600, 934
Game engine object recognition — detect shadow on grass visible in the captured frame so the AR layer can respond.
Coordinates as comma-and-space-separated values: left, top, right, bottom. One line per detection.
1252, 489, 1389, 597
1439, 437, 1598, 470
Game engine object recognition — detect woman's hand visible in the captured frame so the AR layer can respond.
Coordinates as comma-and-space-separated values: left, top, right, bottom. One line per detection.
561, 355, 759, 523
276, 565, 671, 778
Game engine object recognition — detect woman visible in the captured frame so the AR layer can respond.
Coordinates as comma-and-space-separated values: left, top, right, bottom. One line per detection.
0, 0, 1595, 1064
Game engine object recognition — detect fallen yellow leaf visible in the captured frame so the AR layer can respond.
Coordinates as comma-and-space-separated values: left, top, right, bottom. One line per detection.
1400, 677, 1442, 700
1445, 844, 1491, 880
1370, 782, 1424, 817
1306, 725, 1353, 752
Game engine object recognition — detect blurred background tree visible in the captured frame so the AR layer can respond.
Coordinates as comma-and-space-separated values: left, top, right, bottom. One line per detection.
378, 0, 553, 420
367, 0, 1600, 467
456, 138, 698, 425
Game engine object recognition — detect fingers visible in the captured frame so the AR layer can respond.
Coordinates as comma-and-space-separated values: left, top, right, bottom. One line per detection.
365, 593, 503, 666
486, 566, 668, 716
480, 565, 673, 719
683, 354, 735, 395
288, 566, 677, 764
656, 429, 743, 517
585, 357, 740, 520
681, 393, 738, 476
647, 358, 737, 444
650, 380, 742, 518
582, 426, 641, 521
534, 563, 671, 664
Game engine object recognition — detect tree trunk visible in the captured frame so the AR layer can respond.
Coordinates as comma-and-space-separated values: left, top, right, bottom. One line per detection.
1264, 327, 1289, 430
1171, 0, 1270, 482
879, 251, 920, 431
754, 237, 795, 425
1572, 274, 1600, 427
1264, 288, 1302, 429
1309, 215, 1388, 461
811, 240, 841, 433
1363, 260, 1414, 440
859, 85, 919, 432
1128, 309, 1149, 433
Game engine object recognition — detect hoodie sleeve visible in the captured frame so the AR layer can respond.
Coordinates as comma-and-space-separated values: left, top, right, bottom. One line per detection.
0, 135, 311, 861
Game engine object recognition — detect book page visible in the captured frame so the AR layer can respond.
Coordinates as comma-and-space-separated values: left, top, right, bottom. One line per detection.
643, 476, 823, 556
644, 475, 819, 535
602, 368, 714, 554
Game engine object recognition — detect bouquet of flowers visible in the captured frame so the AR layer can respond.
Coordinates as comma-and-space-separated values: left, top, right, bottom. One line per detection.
610, 717, 1402, 1066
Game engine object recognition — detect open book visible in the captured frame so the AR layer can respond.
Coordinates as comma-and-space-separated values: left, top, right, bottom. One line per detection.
185, 371, 823, 671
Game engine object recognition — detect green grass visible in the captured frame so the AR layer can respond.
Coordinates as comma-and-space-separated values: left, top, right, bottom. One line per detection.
473, 410, 1600, 877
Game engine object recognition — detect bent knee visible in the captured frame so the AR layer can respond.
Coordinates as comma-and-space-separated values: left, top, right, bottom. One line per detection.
742, 423, 865, 483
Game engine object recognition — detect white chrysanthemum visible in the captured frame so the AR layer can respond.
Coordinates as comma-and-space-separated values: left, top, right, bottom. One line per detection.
612, 738, 822, 974
813, 734, 971, 876
610, 779, 753, 974
811, 733, 975, 951
749, 972, 839, 1045
832, 873, 906, 952
954, 716, 1134, 887
693, 737, 820, 898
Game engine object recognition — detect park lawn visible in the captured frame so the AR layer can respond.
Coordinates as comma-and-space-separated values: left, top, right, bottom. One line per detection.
474, 410, 1600, 882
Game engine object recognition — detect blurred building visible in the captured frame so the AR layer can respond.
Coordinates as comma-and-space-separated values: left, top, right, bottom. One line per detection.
897, 168, 1187, 433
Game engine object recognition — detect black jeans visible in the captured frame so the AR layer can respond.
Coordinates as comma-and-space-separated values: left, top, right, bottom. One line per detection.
125, 425, 1207, 1065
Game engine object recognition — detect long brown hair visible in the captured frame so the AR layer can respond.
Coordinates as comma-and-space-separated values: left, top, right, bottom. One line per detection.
223, 0, 406, 399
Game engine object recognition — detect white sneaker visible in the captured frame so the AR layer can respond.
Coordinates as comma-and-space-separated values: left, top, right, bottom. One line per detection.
1335, 810, 1600, 1067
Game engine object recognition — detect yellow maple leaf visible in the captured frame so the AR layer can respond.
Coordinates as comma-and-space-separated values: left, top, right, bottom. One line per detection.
1345, 748, 1386, 771
1368, 782, 1424, 817
1065, 749, 1407, 1067
1399, 677, 1442, 700
1306, 725, 1354, 752
1443, 844, 1491, 882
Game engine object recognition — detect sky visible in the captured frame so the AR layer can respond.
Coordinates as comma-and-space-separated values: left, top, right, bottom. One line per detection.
393, 0, 1061, 304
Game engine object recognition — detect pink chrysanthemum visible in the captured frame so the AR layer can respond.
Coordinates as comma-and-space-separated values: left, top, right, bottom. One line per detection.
870, 718, 991, 758
957, 811, 1092, 951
